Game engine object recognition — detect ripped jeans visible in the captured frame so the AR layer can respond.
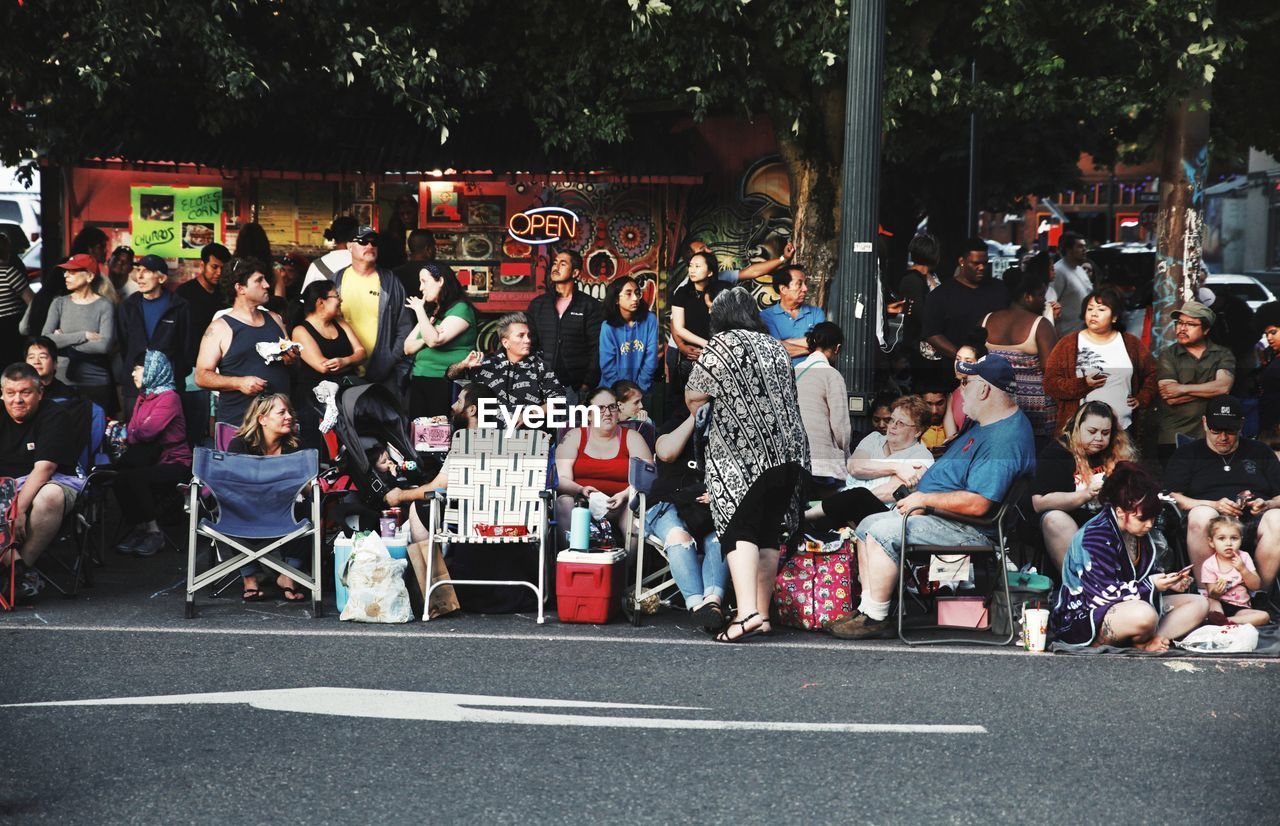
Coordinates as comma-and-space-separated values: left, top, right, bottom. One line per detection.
643, 501, 726, 605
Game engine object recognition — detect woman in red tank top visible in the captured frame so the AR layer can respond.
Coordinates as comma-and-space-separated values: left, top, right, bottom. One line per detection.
555, 386, 655, 545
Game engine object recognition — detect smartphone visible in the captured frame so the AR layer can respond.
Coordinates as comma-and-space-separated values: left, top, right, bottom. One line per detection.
892, 485, 911, 501
1172, 564, 1194, 578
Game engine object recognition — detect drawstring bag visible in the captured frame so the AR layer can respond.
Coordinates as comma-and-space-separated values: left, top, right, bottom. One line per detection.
340, 532, 412, 623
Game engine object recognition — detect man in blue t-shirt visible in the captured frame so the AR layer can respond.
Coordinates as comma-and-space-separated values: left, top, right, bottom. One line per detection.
827, 354, 1037, 639
760, 265, 827, 364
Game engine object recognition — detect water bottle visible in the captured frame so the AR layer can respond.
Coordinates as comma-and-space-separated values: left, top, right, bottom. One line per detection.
569, 497, 591, 551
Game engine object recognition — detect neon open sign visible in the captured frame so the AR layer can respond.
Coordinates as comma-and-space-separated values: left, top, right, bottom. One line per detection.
508, 206, 579, 246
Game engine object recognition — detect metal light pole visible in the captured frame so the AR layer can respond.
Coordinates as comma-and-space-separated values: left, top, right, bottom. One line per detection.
829, 0, 887, 420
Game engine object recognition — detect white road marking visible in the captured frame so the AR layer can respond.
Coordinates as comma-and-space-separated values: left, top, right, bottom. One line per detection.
1, 687, 987, 734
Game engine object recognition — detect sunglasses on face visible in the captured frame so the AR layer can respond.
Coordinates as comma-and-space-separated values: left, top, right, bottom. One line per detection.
354, 238, 378, 247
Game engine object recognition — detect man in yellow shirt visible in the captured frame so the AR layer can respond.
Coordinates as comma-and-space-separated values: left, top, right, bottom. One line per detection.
329, 225, 410, 389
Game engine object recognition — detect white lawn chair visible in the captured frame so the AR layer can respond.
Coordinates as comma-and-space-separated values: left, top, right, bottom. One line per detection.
626, 456, 681, 626
422, 429, 552, 623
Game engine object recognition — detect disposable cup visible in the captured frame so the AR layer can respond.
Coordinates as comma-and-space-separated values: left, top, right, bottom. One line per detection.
1023, 607, 1049, 653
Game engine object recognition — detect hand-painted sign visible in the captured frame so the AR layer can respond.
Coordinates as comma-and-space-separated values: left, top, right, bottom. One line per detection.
130, 185, 224, 259
507, 206, 579, 246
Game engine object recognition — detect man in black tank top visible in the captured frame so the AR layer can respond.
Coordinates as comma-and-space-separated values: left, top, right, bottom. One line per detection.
194, 258, 298, 427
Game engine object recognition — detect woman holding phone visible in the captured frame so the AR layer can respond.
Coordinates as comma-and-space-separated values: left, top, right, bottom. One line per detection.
1050, 461, 1208, 652
1044, 286, 1157, 437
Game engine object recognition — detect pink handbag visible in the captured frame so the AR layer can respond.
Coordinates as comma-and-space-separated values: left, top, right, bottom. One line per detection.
772, 536, 860, 630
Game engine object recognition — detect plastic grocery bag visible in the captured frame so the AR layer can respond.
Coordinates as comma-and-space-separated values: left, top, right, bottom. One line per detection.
1176, 623, 1259, 653
339, 531, 412, 623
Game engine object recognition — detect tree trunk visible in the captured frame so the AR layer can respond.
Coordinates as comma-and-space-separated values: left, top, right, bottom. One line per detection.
1152, 84, 1212, 353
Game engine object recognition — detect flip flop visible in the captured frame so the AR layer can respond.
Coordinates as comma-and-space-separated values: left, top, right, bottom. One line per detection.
280, 587, 307, 602
715, 612, 764, 643
242, 589, 270, 602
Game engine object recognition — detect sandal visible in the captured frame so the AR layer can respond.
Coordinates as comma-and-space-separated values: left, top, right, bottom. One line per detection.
715, 612, 764, 643
280, 587, 307, 602
242, 589, 269, 602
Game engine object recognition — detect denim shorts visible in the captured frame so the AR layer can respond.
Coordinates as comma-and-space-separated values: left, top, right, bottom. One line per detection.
855, 509, 991, 564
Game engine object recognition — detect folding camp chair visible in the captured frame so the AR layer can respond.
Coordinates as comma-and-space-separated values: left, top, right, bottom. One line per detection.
895, 476, 1031, 646
625, 456, 680, 626
185, 447, 323, 618
421, 429, 552, 623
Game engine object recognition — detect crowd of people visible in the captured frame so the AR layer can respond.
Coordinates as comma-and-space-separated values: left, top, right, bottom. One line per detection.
0, 217, 1276, 654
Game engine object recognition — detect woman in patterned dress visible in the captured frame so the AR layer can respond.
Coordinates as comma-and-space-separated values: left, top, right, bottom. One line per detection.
982, 267, 1057, 440
685, 287, 810, 642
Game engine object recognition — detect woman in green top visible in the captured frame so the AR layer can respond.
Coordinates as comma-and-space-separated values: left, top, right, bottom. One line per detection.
404, 263, 477, 419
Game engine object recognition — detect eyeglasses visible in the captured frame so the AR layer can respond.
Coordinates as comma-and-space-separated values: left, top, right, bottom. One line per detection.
886, 417, 915, 430
599, 403, 620, 414
325, 294, 341, 303
1173, 320, 1202, 329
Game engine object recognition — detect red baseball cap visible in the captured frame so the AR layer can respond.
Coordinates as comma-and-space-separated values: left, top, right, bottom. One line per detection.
57, 253, 99, 273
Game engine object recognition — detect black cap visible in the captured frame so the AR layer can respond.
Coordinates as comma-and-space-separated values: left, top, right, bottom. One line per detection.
135, 254, 169, 275
1205, 394, 1243, 431
353, 225, 379, 244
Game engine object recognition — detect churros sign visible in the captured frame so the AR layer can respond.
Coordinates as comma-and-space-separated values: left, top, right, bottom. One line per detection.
507, 206, 579, 246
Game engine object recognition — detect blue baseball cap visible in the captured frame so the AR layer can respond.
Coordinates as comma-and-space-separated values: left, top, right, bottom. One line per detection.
957, 354, 1016, 395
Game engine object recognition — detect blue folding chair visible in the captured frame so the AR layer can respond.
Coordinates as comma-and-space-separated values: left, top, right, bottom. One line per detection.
185, 447, 323, 618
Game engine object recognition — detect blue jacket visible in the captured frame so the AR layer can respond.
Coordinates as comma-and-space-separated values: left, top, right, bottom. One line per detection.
599, 314, 659, 391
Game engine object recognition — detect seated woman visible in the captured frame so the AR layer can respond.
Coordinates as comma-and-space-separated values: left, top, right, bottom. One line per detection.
289, 280, 366, 450
1051, 461, 1208, 652
113, 351, 192, 557
554, 386, 654, 545
227, 393, 308, 602
1032, 400, 1135, 570
647, 396, 728, 630
806, 395, 934, 530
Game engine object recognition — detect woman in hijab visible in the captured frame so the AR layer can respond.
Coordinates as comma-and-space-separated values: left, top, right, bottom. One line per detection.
113, 351, 191, 558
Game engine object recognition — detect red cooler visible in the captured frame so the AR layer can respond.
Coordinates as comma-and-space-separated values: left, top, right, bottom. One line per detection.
556, 549, 627, 624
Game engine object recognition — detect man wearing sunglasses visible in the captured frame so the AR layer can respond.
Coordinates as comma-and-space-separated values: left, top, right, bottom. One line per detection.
326, 225, 410, 392
1155, 300, 1235, 464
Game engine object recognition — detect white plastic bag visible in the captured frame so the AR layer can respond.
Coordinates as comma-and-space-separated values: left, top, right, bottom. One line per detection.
339, 532, 412, 623
1176, 623, 1259, 654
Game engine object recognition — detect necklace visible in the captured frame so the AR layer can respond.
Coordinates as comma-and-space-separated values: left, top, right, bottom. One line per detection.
1220, 448, 1238, 472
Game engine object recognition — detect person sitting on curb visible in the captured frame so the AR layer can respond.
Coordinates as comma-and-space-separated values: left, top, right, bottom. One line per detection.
825, 354, 1036, 640
1051, 461, 1208, 652
1164, 394, 1280, 610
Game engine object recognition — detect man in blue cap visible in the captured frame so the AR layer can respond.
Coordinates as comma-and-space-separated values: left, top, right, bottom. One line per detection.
826, 353, 1037, 639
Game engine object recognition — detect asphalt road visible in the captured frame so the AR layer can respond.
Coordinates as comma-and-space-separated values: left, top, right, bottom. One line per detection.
1, 550, 1278, 824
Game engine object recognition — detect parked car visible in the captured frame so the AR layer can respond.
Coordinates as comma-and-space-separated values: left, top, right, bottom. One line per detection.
0, 196, 39, 244
1205, 274, 1276, 312
21, 237, 41, 283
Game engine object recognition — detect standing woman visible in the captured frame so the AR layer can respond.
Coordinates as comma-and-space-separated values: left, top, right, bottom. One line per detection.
981, 268, 1058, 440
599, 276, 659, 394
0, 234, 33, 363
1252, 302, 1280, 441
403, 263, 476, 419
289, 280, 366, 448
686, 287, 810, 642
794, 321, 851, 499
669, 251, 721, 381
41, 254, 118, 414
1043, 286, 1157, 437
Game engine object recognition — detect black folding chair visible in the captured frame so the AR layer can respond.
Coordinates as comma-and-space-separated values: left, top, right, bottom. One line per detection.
895, 476, 1032, 646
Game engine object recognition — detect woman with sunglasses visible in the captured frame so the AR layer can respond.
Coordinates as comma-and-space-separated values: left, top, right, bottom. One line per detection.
288, 280, 366, 447
554, 386, 654, 546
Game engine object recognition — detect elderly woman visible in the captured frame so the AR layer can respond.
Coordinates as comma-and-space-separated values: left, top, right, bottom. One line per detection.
805, 395, 934, 530
1051, 461, 1208, 652
555, 385, 654, 544
228, 393, 308, 602
686, 287, 810, 642
794, 321, 851, 499
1032, 400, 1135, 569
112, 351, 191, 558
1044, 286, 1157, 436
41, 254, 118, 414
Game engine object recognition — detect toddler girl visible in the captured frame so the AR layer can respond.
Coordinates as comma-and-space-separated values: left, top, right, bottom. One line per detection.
1199, 516, 1270, 627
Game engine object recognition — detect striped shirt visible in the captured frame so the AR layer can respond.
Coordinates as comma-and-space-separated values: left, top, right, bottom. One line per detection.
0, 264, 27, 319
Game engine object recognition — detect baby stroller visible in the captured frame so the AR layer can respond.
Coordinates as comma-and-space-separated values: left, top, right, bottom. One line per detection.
331, 382, 429, 514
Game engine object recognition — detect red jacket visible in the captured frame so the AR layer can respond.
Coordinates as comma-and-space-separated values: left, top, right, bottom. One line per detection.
1042, 331, 1157, 435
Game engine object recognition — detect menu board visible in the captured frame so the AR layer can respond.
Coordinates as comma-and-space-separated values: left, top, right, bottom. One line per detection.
295, 182, 334, 248
256, 180, 297, 247
130, 185, 223, 258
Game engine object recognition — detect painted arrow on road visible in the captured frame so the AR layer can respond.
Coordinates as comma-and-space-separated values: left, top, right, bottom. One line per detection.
3, 687, 987, 734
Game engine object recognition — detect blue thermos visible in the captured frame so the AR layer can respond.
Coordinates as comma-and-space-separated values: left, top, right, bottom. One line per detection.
569, 498, 591, 551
